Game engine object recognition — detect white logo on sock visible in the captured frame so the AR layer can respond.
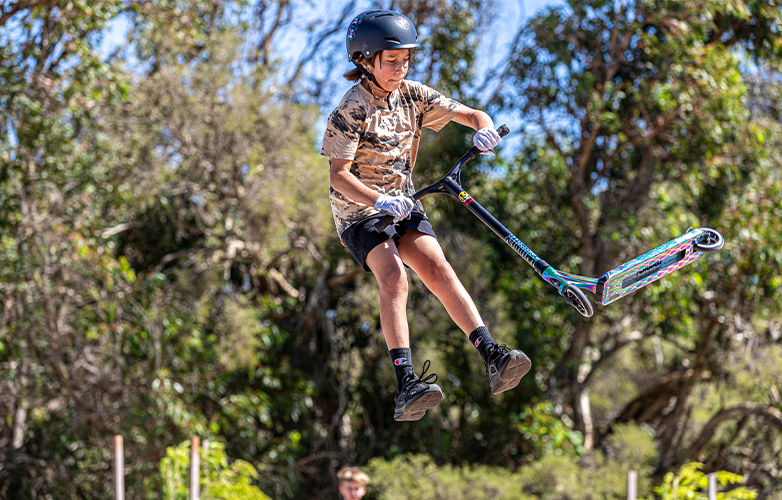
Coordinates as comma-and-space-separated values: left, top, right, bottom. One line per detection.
394, 358, 407, 366
475, 338, 482, 347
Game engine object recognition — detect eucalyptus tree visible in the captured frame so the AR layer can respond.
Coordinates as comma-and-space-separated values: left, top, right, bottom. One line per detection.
491, 0, 782, 492
0, 0, 138, 497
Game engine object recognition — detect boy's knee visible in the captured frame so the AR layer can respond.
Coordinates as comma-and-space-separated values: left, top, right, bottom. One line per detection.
378, 263, 408, 292
423, 256, 454, 282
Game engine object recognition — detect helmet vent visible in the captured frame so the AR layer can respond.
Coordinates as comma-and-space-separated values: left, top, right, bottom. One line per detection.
383, 36, 402, 44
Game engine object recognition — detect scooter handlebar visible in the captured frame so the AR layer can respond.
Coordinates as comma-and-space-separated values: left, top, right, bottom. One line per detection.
373, 125, 510, 233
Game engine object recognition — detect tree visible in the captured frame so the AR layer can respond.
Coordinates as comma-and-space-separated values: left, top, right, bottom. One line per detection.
492, 0, 782, 493
0, 1, 137, 497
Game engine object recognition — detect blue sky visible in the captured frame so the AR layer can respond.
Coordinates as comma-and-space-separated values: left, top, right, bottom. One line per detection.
98, 0, 565, 150
99, 0, 564, 86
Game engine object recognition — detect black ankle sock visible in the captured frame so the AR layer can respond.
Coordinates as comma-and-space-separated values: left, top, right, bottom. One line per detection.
389, 347, 414, 391
468, 326, 495, 363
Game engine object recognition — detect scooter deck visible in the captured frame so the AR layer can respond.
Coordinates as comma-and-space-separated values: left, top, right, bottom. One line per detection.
595, 231, 706, 305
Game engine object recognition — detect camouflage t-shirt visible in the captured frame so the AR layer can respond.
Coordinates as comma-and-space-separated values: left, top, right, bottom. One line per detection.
321, 79, 459, 237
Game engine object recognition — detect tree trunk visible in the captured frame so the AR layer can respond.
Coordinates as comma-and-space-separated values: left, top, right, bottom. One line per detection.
656, 317, 716, 470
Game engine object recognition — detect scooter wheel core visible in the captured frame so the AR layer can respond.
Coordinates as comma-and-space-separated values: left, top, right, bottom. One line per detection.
562, 284, 594, 318
693, 228, 724, 254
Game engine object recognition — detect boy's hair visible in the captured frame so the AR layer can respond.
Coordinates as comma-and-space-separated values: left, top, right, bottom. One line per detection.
343, 53, 379, 82
337, 466, 370, 485
342, 50, 415, 82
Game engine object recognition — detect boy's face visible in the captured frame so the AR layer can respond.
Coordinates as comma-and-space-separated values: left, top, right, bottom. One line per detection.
365, 49, 411, 91
338, 480, 367, 500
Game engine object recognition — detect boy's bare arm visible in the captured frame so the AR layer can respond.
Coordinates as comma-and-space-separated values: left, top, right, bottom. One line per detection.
451, 104, 495, 131
329, 158, 382, 207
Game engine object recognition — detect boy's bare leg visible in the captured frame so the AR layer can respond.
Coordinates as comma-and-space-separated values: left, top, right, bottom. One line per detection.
398, 230, 530, 395
365, 238, 410, 349
396, 230, 483, 335
367, 236, 444, 421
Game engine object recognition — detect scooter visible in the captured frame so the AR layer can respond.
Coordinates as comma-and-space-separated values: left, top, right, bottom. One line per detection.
374, 125, 724, 318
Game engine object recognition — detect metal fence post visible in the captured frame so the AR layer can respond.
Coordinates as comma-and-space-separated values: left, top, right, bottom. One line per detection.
190, 436, 200, 500
708, 473, 717, 500
114, 435, 124, 500
627, 470, 637, 500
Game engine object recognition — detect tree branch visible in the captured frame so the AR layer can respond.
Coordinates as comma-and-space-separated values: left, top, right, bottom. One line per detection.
687, 403, 782, 461
582, 328, 650, 388
0, 0, 48, 27
285, 0, 357, 88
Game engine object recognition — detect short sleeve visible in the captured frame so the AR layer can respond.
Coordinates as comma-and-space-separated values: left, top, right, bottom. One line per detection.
320, 98, 366, 160
418, 84, 459, 132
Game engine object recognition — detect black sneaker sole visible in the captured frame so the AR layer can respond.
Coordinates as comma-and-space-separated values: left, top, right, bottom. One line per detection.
394, 384, 444, 421
490, 352, 531, 395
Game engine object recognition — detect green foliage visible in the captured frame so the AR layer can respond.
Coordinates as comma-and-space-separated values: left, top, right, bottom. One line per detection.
367, 424, 659, 500
159, 440, 270, 500
366, 454, 757, 500
366, 454, 532, 500
216, 296, 266, 372
514, 401, 586, 461
603, 423, 658, 474
648, 463, 756, 500
518, 423, 657, 499
0, 1, 142, 497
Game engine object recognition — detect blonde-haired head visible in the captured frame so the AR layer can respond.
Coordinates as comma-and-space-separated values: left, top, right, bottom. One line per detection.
337, 466, 370, 485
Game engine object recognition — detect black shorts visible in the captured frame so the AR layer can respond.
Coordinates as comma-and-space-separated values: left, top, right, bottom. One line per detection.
340, 212, 438, 272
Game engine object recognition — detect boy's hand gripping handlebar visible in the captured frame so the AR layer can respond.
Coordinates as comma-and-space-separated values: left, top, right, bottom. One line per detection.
373, 124, 511, 233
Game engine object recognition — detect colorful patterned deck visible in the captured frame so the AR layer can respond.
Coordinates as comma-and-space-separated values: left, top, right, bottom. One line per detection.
596, 231, 705, 305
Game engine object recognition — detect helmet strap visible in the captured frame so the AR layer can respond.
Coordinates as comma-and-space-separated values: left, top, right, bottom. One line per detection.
353, 61, 388, 93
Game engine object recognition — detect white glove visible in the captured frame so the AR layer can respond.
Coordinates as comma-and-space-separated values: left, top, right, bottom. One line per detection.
473, 127, 502, 153
374, 194, 414, 223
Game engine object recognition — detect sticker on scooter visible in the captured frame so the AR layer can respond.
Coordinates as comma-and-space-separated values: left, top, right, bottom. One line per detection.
458, 191, 474, 206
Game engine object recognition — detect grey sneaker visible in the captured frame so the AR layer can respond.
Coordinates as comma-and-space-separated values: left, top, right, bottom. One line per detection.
394, 360, 444, 422
485, 343, 531, 395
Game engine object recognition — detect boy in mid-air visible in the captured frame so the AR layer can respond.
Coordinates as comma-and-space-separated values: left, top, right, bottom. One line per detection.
322, 10, 531, 422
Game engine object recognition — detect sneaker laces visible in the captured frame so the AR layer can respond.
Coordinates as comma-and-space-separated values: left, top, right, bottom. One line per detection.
485, 343, 511, 378
487, 343, 510, 360
401, 359, 438, 392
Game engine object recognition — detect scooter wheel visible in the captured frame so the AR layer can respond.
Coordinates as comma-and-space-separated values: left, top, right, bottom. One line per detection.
693, 228, 724, 254
561, 284, 593, 318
